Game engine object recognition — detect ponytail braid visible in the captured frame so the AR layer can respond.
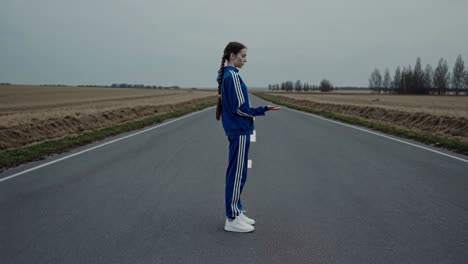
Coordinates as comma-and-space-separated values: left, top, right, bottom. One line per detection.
216, 57, 226, 121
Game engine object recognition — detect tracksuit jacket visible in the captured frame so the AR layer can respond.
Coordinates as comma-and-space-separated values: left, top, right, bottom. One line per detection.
220, 66, 269, 137
217, 65, 269, 219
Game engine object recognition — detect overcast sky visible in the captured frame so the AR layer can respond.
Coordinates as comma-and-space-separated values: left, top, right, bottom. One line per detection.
1, 0, 467, 88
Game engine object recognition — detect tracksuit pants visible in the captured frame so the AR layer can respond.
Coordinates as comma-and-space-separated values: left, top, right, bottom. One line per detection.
225, 134, 251, 219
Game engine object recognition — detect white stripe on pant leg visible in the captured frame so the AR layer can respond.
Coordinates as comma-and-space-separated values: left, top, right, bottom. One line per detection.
234, 135, 245, 216
237, 135, 246, 215
231, 135, 242, 217
231, 135, 244, 217
230, 135, 240, 217
232, 135, 243, 217
233, 135, 245, 216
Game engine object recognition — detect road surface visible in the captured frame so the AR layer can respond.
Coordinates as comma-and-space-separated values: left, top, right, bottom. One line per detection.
1, 95, 467, 263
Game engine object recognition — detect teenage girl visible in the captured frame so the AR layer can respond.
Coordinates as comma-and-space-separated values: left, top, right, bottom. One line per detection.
216, 41, 281, 233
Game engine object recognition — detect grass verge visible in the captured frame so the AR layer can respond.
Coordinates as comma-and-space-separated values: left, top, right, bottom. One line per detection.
254, 92, 468, 155
0, 101, 216, 171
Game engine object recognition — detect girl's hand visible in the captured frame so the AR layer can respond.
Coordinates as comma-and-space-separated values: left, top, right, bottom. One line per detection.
267, 105, 281, 111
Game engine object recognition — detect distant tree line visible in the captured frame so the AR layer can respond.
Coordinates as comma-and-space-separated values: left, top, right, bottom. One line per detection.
40, 84, 70, 87
30, 83, 182, 89
268, 79, 335, 92
369, 54, 468, 95
0, 82, 197, 90
109, 83, 180, 89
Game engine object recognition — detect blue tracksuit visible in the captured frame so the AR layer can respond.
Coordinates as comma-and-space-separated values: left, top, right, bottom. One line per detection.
218, 65, 269, 219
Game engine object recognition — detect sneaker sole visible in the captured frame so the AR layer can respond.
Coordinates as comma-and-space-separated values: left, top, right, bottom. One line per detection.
224, 225, 255, 233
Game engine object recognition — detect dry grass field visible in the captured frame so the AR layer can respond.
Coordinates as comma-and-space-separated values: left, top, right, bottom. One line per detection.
265, 92, 468, 117
2, 85, 467, 151
258, 91, 468, 144
0, 85, 216, 149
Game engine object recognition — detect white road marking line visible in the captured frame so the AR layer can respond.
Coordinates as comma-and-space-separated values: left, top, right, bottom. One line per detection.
248, 160, 252, 169
0, 106, 215, 183
288, 108, 468, 164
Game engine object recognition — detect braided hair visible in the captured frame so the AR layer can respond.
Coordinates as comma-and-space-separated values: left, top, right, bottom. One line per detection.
216, 41, 247, 120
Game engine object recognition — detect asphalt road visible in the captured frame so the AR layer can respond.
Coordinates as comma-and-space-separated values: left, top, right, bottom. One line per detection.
1, 95, 467, 264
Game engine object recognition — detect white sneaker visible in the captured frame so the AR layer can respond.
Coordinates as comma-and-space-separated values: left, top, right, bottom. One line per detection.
224, 217, 255, 233
239, 211, 255, 225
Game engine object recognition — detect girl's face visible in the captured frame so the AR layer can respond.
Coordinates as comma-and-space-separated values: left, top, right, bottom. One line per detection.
230, 48, 247, 68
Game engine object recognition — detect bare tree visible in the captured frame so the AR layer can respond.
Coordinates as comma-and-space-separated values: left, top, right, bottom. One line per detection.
294, 80, 303, 92
423, 64, 434, 94
382, 68, 392, 93
401, 66, 413, 94
319, 79, 333, 92
452, 54, 465, 95
287, 81, 293, 91
369, 68, 382, 93
463, 70, 468, 95
433, 58, 450, 95
413, 57, 424, 94
392, 66, 401, 93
